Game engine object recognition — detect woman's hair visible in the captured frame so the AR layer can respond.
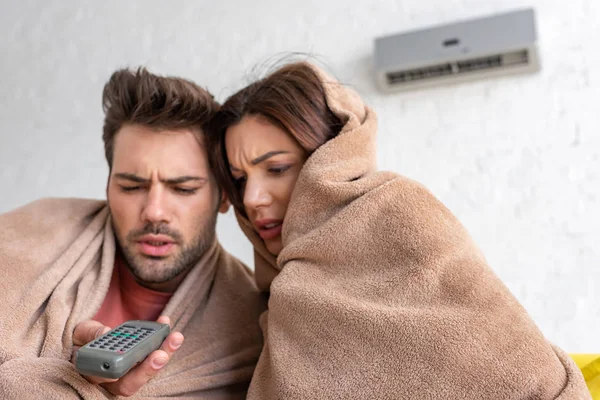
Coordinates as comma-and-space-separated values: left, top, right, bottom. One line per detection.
102, 67, 219, 170
207, 62, 343, 214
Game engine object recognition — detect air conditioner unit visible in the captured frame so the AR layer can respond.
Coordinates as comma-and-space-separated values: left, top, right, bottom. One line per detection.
374, 8, 540, 93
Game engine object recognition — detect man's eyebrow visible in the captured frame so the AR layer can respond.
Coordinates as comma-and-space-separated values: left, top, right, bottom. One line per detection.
114, 173, 148, 183
163, 176, 207, 185
113, 173, 207, 184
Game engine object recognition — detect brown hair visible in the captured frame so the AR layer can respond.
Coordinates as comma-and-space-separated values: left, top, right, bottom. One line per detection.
207, 61, 343, 215
102, 67, 219, 169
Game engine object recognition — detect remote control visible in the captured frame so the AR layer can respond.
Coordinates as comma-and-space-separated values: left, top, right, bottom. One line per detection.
75, 320, 170, 379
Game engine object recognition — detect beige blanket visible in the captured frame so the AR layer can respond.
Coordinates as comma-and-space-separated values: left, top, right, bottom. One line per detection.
235, 63, 590, 399
0, 198, 266, 399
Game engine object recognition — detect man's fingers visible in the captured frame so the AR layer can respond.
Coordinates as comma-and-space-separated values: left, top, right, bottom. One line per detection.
155, 315, 182, 357
159, 331, 184, 357
99, 331, 183, 397
71, 345, 81, 363
156, 315, 170, 326
101, 350, 169, 397
73, 317, 180, 397
84, 375, 118, 385
73, 320, 111, 346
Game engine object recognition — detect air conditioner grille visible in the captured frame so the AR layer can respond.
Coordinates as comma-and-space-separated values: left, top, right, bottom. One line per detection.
385, 49, 530, 86
386, 63, 453, 85
456, 55, 502, 72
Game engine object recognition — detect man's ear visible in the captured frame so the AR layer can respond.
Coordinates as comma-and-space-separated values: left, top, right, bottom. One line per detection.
218, 190, 231, 214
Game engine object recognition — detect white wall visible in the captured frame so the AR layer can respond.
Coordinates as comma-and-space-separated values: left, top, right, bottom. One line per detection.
1, 0, 598, 352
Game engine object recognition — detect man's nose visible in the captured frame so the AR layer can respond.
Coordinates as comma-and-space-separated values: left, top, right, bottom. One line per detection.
141, 186, 171, 224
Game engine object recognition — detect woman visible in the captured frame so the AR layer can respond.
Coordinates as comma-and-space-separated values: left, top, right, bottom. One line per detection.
207, 61, 589, 399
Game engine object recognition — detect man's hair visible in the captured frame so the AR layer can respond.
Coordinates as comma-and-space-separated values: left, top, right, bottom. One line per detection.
102, 67, 219, 168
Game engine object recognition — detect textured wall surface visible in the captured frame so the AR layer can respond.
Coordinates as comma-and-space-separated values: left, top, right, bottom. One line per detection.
1, 0, 598, 351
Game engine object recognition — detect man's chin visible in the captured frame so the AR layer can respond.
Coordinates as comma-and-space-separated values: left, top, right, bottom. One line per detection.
135, 252, 173, 264
127, 256, 179, 283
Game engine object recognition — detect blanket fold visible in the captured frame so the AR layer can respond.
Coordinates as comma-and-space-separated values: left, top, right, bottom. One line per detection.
236, 63, 591, 399
0, 198, 265, 399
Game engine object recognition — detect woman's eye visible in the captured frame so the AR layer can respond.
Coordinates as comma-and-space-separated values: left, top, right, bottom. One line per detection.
268, 165, 291, 174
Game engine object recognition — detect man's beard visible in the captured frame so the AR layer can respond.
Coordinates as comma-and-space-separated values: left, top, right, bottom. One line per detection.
113, 216, 217, 285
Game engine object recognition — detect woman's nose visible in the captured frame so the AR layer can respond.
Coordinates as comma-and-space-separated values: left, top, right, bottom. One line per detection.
243, 178, 272, 210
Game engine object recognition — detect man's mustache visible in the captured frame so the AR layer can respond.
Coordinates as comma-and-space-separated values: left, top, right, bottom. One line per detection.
127, 223, 183, 244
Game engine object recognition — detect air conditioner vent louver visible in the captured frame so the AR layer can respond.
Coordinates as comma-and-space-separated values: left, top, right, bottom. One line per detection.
385, 49, 531, 86
374, 9, 540, 92
386, 63, 453, 84
456, 54, 503, 72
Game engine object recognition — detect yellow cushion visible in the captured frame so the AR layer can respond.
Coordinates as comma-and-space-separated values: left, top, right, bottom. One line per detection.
571, 354, 600, 398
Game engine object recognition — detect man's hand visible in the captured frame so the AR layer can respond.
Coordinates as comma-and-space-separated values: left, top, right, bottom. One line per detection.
71, 316, 184, 397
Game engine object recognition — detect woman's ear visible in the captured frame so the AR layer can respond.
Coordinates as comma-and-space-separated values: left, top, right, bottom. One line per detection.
218, 190, 231, 214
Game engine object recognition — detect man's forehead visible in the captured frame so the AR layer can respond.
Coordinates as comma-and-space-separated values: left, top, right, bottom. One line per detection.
115, 124, 203, 143
112, 125, 210, 173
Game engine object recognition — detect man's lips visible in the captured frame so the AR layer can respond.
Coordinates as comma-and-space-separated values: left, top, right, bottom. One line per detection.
254, 219, 283, 241
136, 235, 176, 257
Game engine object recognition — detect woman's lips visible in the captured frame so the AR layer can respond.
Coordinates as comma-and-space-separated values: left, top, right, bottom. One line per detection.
254, 219, 283, 241
258, 223, 283, 240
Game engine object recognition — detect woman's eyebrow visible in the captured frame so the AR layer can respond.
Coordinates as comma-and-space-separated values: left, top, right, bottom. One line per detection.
229, 150, 291, 172
251, 151, 290, 165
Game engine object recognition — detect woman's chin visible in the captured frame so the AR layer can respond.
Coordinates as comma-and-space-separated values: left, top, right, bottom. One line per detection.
265, 238, 283, 257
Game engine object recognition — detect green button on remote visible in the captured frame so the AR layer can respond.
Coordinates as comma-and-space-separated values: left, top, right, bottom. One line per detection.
75, 320, 170, 379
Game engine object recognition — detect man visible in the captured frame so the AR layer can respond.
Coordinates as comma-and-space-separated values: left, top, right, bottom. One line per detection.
0, 68, 265, 399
